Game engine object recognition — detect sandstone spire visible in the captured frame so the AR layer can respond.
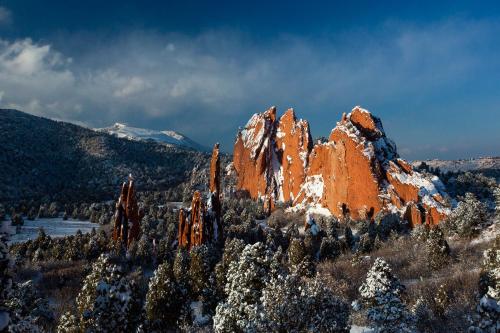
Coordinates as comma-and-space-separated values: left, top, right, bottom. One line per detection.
233, 106, 450, 226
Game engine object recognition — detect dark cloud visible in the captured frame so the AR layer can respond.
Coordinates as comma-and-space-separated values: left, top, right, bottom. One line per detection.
0, 19, 499, 159
0, 6, 11, 25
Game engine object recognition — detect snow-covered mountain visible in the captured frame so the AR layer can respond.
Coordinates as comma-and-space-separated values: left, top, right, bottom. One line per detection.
411, 157, 500, 173
97, 123, 208, 151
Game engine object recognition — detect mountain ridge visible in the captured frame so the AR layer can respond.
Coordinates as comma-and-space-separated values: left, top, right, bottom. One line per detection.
97, 122, 209, 151
0, 108, 209, 203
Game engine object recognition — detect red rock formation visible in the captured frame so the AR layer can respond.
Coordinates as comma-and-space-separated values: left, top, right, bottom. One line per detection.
178, 143, 224, 249
275, 109, 313, 202
126, 180, 142, 246
233, 106, 451, 226
113, 176, 142, 248
233, 107, 313, 213
189, 191, 205, 248
233, 107, 278, 201
210, 143, 221, 195
113, 181, 129, 243
178, 208, 190, 248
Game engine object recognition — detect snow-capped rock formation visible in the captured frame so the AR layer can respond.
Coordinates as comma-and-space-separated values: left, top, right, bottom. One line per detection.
97, 123, 207, 151
233, 107, 313, 203
233, 106, 451, 226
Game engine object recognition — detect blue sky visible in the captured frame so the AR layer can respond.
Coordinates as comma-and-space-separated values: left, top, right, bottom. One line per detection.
0, 1, 499, 159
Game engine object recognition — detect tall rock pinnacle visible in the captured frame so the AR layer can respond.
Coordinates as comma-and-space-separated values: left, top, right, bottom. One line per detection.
233, 106, 450, 226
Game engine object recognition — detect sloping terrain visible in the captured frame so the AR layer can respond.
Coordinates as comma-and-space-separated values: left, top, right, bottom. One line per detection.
97, 123, 209, 151
411, 157, 500, 173
0, 109, 209, 203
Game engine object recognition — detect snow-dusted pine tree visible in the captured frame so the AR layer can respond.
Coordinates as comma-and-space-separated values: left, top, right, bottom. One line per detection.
0, 234, 12, 332
447, 192, 488, 237
173, 248, 190, 295
426, 226, 450, 270
144, 262, 181, 329
56, 312, 79, 333
411, 297, 433, 333
359, 258, 415, 333
494, 186, 500, 224
469, 236, 499, 333
75, 254, 135, 332
7, 280, 54, 328
319, 236, 342, 260
189, 245, 212, 297
1, 236, 44, 333
213, 242, 274, 332
288, 237, 307, 267
261, 273, 350, 332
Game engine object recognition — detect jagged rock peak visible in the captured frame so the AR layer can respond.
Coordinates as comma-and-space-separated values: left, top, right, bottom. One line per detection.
233, 106, 313, 204
233, 106, 451, 226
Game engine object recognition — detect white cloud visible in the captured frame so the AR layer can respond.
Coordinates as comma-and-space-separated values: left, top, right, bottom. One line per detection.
0, 19, 498, 158
113, 76, 150, 98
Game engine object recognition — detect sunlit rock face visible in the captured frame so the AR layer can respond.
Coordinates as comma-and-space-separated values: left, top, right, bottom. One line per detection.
233, 107, 313, 204
233, 106, 450, 225
178, 144, 223, 249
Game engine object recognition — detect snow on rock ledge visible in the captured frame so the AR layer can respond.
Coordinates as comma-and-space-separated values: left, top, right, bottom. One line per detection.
232, 106, 451, 226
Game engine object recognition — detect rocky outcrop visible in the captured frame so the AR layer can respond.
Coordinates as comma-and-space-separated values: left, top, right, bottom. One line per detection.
113, 176, 142, 248
210, 143, 221, 195
233, 107, 313, 204
178, 144, 223, 249
233, 106, 450, 226
178, 207, 189, 247
208, 143, 223, 241
189, 191, 205, 247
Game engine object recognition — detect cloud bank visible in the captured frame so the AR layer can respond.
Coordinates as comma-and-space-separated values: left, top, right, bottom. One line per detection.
0, 19, 499, 159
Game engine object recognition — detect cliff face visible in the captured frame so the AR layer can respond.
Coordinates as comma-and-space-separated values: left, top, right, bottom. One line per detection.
233, 107, 313, 204
233, 106, 450, 226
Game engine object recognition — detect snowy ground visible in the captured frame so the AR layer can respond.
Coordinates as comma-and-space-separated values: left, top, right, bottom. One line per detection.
1, 217, 98, 244
350, 325, 373, 333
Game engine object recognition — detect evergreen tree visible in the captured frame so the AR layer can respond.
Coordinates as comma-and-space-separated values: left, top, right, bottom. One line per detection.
173, 248, 190, 295
56, 312, 79, 333
75, 254, 135, 332
426, 227, 450, 270
447, 192, 488, 237
144, 262, 181, 329
494, 186, 500, 224
189, 245, 211, 297
215, 238, 245, 299
359, 258, 415, 333
344, 226, 355, 250
288, 238, 306, 267
0, 234, 12, 332
261, 273, 350, 332
411, 297, 433, 333
135, 234, 153, 266
213, 242, 274, 332
0, 205, 5, 222
469, 236, 500, 333
319, 236, 341, 260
